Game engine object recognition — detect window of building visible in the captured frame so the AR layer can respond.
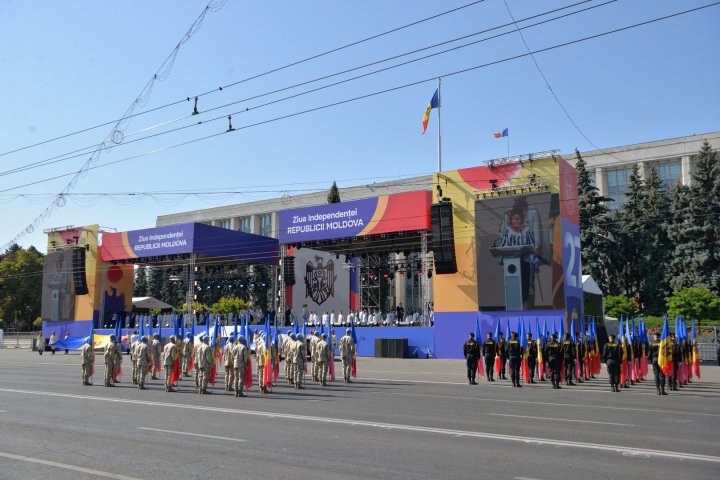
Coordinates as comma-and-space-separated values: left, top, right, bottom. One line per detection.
236, 216, 251, 233
606, 167, 632, 210
652, 158, 682, 188
588, 171, 596, 186
218, 218, 231, 230
259, 214, 273, 237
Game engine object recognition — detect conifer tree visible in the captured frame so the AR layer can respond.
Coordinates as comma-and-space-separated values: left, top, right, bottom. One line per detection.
641, 166, 671, 314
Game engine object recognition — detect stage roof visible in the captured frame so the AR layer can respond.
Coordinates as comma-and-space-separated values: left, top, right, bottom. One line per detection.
100, 222, 278, 265
278, 190, 431, 245
132, 297, 172, 310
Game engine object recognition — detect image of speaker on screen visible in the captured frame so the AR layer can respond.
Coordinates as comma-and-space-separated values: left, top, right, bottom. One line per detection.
495, 197, 547, 309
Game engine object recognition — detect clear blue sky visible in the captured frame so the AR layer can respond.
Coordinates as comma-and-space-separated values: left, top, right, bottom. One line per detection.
0, 0, 717, 252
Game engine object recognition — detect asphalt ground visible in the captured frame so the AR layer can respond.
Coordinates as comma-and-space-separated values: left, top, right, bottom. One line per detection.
1, 349, 718, 480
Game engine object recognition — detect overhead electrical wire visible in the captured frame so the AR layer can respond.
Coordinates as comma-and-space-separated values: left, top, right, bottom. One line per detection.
1, 2, 714, 198
0, 0, 489, 160
0, 0, 604, 179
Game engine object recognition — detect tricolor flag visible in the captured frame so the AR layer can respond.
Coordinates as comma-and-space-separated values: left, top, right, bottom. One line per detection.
520, 318, 529, 383
421, 88, 439, 135
475, 315, 484, 378
658, 315, 674, 377
691, 318, 700, 379
350, 315, 359, 378
493, 128, 508, 139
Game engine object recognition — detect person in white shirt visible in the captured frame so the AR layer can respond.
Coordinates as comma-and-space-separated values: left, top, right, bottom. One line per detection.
330, 310, 336, 326
321, 312, 329, 327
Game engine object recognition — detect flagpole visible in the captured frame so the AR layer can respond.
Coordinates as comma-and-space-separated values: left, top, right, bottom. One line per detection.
507, 133, 510, 158
437, 77, 442, 172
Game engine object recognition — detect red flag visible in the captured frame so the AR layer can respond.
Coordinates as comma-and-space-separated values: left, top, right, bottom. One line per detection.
620, 360, 627, 385
478, 356, 485, 377
117, 365, 122, 380
494, 355, 502, 374
521, 358, 530, 383
329, 353, 336, 382
244, 358, 253, 390
170, 355, 180, 386
351, 357, 357, 378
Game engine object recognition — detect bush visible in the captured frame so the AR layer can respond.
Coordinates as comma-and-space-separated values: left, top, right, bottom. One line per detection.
665, 288, 720, 326
210, 297, 250, 315
32, 317, 43, 329
604, 295, 638, 318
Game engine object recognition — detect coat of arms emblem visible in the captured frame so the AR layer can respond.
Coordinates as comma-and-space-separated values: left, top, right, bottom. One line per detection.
305, 256, 336, 305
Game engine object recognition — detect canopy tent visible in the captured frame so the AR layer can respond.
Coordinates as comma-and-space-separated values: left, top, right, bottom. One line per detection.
132, 297, 172, 310
582, 275, 603, 296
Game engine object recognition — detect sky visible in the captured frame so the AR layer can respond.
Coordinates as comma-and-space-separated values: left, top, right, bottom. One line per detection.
0, 0, 718, 252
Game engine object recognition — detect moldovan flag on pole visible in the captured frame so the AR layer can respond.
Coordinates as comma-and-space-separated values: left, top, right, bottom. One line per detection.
691, 318, 700, 379
493, 128, 508, 138
475, 316, 484, 378
421, 89, 439, 135
658, 315, 674, 377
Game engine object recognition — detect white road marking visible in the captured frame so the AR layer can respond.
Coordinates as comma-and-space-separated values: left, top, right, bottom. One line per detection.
488, 413, 633, 426
0, 451, 143, 480
138, 427, 245, 442
514, 477, 544, 480
1, 387, 718, 464
390, 392, 720, 417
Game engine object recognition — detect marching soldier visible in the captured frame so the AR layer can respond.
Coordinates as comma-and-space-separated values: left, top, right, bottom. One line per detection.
543, 333, 562, 389
224, 335, 235, 392
310, 331, 321, 382
294, 334, 306, 389
482, 333, 497, 381
197, 335, 212, 394
130, 334, 138, 384
150, 334, 162, 380
497, 332, 508, 379
103, 335, 117, 387
576, 332, 585, 383
135, 336, 151, 390
561, 333, 576, 386
193, 336, 202, 391
182, 332, 193, 377
647, 332, 668, 395
527, 332, 538, 384
161, 335, 178, 392
463, 333, 480, 385
80, 337, 94, 386
317, 333, 331, 387
232, 336, 249, 397
506, 332, 523, 388
339, 329, 356, 383
602, 334, 622, 392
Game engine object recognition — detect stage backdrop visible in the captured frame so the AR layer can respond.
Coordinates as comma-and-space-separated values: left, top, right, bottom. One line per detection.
292, 248, 350, 316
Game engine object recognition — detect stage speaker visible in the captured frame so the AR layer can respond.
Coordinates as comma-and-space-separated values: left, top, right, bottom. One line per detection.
72, 247, 89, 295
390, 338, 408, 358
283, 256, 296, 286
431, 202, 457, 274
374, 338, 385, 358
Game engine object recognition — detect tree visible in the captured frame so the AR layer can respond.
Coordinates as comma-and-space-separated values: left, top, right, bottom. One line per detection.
327, 181, 341, 203
616, 164, 646, 298
133, 266, 148, 297
641, 166, 672, 314
0, 245, 44, 331
576, 150, 619, 294
665, 287, 720, 326
146, 266, 165, 301
666, 141, 720, 292
604, 295, 638, 319
210, 297, 250, 314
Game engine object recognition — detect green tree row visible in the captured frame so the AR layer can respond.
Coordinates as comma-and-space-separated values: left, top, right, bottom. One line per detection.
578, 141, 720, 317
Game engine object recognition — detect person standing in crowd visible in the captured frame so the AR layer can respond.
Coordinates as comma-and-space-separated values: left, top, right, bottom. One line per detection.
80, 337, 94, 386
49, 331, 58, 355
562, 333, 576, 386
497, 332, 507, 379
669, 333, 681, 391
463, 332, 480, 385
135, 336, 151, 390
286, 333, 298, 386
197, 335, 212, 394
36, 332, 45, 356
294, 334, 306, 389
150, 334, 162, 380
309, 331, 320, 382
255, 333, 268, 394
339, 329, 356, 383
576, 332, 586, 383
482, 333, 497, 381
647, 332, 668, 395
182, 332, 193, 377
506, 332, 523, 388
224, 335, 235, 392
317, 333, 331, 387
543, 333, 562, 389
63, 331, 70, 354
232, 336, 249, 397
112, 339, 123, 383
162, 335, 178, 392
130, 330, 138, 351
331, 329, 338, 355
526, 332, 538, 383
602, 334, 622, 392
193, 336, 203, 391
103, 335, 117, 387
283, 332, 295, 385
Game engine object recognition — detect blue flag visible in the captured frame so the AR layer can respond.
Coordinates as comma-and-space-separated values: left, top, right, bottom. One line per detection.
493, 318, 501, 341
475, 315, 482, 342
